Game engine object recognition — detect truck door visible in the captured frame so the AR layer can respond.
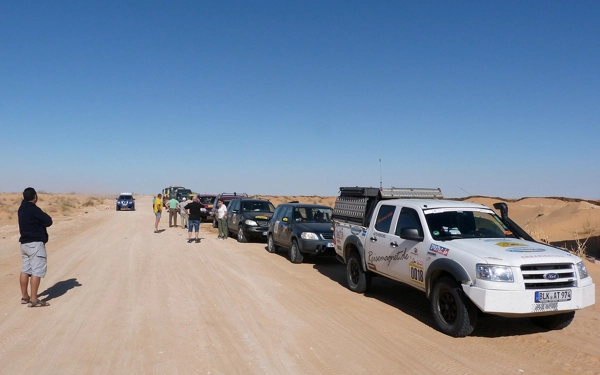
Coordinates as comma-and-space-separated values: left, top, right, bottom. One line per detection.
227, 199, 240, 232
364, 204, 399, 275
385, 207, 427, 288
277, 206, 293, 247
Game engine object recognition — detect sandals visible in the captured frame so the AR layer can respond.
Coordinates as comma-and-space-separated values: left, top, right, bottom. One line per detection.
28, 300, 50, 308
21, 297, 30, 304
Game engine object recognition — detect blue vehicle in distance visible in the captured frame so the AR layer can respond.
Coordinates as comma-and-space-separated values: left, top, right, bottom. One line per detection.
116, 193, 135, 211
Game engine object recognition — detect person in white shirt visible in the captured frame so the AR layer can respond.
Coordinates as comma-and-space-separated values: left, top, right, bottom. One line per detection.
217, 199, 228, 240
178, 197, 189, 229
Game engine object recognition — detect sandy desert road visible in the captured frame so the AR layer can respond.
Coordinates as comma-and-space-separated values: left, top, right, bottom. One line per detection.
0, 196, 599, 375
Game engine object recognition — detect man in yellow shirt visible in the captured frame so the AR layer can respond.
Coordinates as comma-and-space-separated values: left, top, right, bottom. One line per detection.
154, 193, 163, 233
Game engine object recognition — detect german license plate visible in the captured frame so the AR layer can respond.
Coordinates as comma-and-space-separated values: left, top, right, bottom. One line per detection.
326, 242, 334, 248
535, 290, 572, 303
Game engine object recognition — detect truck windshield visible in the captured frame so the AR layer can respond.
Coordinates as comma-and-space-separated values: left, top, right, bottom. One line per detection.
241, 201, 275, 213
294, 207, 333, 223
199, 196, 215, 204
424, 210, 516, 240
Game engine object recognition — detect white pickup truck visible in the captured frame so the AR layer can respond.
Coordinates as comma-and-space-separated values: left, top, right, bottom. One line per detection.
332, 187, 595, 337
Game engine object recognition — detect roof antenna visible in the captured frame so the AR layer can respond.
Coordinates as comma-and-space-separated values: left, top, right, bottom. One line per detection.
379, 158, 383, 189
461, 188, 472, 196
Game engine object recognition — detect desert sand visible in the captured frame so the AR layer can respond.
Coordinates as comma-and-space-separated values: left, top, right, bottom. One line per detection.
0, 193, 598, 374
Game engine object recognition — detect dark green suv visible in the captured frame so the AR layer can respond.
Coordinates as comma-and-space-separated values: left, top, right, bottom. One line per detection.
267, 203, 334, 263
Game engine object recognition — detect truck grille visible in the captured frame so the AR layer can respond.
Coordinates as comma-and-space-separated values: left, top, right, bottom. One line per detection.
520, 263, 577, 290
321, 233, 333, 240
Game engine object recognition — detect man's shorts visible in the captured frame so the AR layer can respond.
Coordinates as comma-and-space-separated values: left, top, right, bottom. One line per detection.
188, 220, 200, 232
155, 212, 161, 218
21, 242, 47, 278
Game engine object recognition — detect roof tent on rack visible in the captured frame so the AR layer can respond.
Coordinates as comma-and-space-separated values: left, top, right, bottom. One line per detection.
334, 187, 443, 226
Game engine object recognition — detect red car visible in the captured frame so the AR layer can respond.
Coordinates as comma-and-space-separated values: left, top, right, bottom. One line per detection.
194, 194, 216, 221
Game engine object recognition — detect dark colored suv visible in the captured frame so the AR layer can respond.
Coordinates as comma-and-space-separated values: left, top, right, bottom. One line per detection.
227, 198, 275, 242
211, 192, 248, 228
267, 203, 334, 263
116, 193, 135, 211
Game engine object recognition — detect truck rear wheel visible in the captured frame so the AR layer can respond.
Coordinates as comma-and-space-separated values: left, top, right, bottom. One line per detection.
289, 240, 304, 263
431, 277, 477, 337
267, 234, 277, 253
530, 312, 575, 330
346, 253, 371, 293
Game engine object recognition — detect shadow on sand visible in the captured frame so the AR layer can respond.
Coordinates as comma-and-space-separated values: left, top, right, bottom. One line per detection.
312, 262, 548, 338
37, 278, 82, 302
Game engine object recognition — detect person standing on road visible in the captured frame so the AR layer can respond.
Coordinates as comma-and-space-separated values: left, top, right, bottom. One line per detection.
178, 197, 189, 229
185, 196, 205, 243
168, 196, 179, 227
18, 187, 52, 307
217, 199, 228, 240
154, 193, 163, 233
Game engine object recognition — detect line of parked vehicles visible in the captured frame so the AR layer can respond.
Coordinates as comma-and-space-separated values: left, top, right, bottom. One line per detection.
117, 185, 595, 337
156, 187, 336, 263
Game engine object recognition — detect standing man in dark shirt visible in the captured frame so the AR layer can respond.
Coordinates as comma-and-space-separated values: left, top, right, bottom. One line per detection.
185, 196, 205, 243
18, 187, 52, 307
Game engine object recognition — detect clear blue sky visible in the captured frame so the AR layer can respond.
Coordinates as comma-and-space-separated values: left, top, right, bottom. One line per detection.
1, 1, 598, 198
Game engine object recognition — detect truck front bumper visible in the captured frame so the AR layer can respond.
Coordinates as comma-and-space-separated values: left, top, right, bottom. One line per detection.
244, 226, 269, 238
299, 239, 336, 255
462, 283, 595, 317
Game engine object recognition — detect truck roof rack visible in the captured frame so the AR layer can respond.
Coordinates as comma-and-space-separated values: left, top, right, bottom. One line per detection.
339, 186, 443, 199
334, 187, 443, 226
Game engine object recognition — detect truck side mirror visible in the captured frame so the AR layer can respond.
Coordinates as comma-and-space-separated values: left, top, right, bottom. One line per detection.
400, 228, 424, 242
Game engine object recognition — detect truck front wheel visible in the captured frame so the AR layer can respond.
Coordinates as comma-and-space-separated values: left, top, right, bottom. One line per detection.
431, 277, 477, 337
289, 240, 304, 264
530, 312, 575, 330
237, 226, 248, 243
346, 253, 372, 293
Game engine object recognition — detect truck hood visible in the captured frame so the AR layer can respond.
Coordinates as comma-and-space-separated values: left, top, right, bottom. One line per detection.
243, 212, 273, 221
294, 222, 334, 234
434, 238, 581, 266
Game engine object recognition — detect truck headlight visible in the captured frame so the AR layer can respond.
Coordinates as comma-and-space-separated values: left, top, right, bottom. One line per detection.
245, 220, 258, 226
476, 265, 514, 282
301, 232, 319, 240
577, 261, 589, 279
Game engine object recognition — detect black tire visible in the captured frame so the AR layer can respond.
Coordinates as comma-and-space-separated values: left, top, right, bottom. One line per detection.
116, 207, 120, 211
346, 252, 372, 293
530, 312, 575, 330
430, 277, 478, 337
267, 234, 277, 253
289, 240, 304, 264
237, 226, 248, 243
